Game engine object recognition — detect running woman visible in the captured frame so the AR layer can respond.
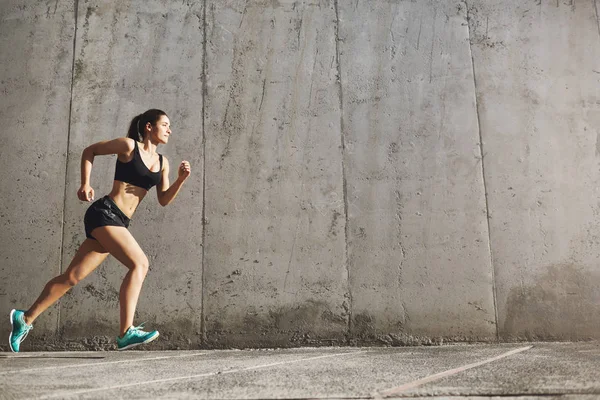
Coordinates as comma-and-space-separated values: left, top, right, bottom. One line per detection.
9, 109, 191, 352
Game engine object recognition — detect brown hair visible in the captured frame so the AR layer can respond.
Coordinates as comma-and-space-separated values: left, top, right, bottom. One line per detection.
127, 109, 168, 141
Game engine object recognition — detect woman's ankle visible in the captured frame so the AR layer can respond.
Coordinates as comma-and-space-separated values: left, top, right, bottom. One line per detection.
23, 311, 34, 326
119, 326, 133, 338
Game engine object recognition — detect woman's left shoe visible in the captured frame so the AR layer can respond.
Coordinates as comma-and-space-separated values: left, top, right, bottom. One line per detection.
9, 309, 33, 353
116, 323, 159, 351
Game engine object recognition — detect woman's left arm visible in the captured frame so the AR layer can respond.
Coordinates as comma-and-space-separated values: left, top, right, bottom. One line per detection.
156, 157, 191, 206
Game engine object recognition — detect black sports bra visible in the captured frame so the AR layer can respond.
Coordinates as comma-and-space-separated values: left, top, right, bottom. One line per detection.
114, 140, 163, 190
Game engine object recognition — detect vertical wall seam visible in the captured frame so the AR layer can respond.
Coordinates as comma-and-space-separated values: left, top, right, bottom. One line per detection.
594, 0, 600, 38
333, 0, 353, 343
465, 1, 499, 341
57, 0, 79, 336
200, 0, 208, 346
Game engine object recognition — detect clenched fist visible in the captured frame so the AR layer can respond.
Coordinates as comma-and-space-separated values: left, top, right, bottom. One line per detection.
77, 184, 95, 202
178, 161, 191, 182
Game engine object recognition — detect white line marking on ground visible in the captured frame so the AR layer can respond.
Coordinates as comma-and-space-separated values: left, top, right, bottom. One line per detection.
376, 346, 533, 397
41, 351, 368, 399
0, 352, 207, 375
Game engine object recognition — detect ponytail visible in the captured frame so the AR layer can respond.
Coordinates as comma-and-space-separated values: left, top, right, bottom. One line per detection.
127, 109, 168, 141
127, 114, 144, 141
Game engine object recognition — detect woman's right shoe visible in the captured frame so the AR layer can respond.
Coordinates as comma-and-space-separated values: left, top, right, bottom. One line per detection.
116, 323, 159, 351
9, 309, 33, 353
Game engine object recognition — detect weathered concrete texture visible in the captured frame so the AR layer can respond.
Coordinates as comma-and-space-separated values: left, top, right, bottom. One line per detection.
59, 0, 205, 347
1, 343, 599, 398
468, 0, 600, 340
338, 0, 497, 340
408, 343, 600, 397
0, 1, 75, 337
204, 0, 348, 347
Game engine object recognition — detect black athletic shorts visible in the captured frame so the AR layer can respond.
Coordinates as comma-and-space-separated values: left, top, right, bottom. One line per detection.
84, 195, 130, 240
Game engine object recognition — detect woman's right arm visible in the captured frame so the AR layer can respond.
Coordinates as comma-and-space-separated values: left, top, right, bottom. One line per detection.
78, 138, 134, 202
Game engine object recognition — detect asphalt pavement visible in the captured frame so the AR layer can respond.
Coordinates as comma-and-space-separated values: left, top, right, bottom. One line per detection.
0, 342, 598, 399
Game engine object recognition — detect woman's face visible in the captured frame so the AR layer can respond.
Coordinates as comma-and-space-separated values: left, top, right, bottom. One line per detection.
147, 115, 171, 145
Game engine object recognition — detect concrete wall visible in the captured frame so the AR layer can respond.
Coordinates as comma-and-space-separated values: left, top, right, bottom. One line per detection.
204, 0, 348, 347
1, 0, 599, 350
468, 0, 600, 340
0, 0, 75, 343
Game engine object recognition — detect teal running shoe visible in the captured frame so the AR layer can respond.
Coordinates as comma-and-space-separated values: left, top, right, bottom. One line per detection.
116, 323, 159, 351
9, 309, 33, 353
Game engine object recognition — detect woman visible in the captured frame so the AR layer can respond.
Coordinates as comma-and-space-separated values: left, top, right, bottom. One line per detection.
9, 109, 191, 352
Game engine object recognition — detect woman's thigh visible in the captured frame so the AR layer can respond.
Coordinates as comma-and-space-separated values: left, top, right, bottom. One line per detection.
90, 225, 147, 269
64, 238, 110, 282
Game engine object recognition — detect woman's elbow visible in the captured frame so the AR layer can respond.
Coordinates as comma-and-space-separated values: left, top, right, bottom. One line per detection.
158, 196, 169, 207
82, 146, 95, 158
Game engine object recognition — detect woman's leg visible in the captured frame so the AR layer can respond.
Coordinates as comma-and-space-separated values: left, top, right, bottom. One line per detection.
90, 225, 149, 337
24, 238, 109, 325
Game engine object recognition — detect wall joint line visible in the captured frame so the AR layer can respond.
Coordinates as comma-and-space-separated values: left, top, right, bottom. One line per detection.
594, 0, 600, 40
465, 0, 499, 341
333, 0, 353, 343
57, 0, 80, 336
200, 0, 208, 345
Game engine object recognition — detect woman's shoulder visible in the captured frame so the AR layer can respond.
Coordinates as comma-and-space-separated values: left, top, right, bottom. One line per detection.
113, 138, 136, 159
121, 137, 137, 153
88, 137, 135, 157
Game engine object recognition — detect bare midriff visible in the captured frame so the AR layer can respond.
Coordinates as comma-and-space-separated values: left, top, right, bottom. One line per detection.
108, 180, 149, 218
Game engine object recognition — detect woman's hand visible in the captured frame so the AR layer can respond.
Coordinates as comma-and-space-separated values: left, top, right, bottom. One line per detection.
177, 161, 191, 182
77, 184, 95, 202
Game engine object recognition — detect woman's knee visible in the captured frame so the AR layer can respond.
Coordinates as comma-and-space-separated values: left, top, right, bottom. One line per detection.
62, 271, 83, 287
130, 256, 149, 277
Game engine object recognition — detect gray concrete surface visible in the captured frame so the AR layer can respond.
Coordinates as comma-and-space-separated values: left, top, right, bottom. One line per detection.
0, 0, 75, 338
340, 0, 496, 341
1, 343, 599, 399
1, 0, 600, 350
468, 0, 600, 341
204, 0, 348, 348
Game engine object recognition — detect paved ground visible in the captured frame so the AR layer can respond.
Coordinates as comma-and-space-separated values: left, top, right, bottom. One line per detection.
0, 342, 598, 399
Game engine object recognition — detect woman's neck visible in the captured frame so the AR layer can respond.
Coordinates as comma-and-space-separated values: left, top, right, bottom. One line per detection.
140, 138, 158, 155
